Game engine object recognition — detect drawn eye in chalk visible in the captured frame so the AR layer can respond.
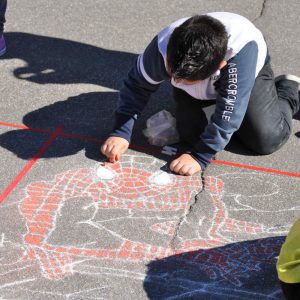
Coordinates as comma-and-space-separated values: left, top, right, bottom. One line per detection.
95, 165, 116, 180
149, 171, 173, 186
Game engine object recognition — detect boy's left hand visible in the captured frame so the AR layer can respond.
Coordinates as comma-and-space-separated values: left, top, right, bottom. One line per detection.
169, 153, 201, 176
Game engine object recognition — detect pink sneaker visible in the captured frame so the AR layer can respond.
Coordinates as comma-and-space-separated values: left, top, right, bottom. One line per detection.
0, 35, 6, 56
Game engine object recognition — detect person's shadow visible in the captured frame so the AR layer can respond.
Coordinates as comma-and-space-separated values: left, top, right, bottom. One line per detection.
0, 32, 174, 160
144, 236, 285, 300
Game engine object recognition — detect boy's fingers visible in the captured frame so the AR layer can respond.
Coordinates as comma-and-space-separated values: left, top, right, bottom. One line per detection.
101, 137, 129, 162
184, 167, 194, 176
169, 159, 178, 170
120, 146, 128, 155
110, 145, 120, 157
108, 155, 116, 163
170, 160, 182, 173
101, 143, 112, 156
108, 144, 116, 154
101, 143, 108, 155
179, 165, 189, 175
176, 165, 185, 175
109, 145, 123, 163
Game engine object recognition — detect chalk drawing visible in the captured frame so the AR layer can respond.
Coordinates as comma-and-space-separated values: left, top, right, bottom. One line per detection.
16, 155, 286, 279
144, 236, 285, 299
0, 153, 295, 298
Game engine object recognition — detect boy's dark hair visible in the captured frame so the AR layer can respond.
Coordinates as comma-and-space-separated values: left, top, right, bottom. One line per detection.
167, 15, 228, 81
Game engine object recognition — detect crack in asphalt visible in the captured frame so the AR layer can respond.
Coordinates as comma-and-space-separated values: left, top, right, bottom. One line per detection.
254, 0, 267, 21
169, 172, 206, 251
169, 0, 270, 251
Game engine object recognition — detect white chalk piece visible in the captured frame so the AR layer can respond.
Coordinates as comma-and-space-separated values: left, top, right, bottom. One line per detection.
96, 165, 115, 180
150, 172, 173, 185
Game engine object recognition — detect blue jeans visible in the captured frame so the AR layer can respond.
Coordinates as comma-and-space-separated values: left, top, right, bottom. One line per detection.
0, 0, 7, 35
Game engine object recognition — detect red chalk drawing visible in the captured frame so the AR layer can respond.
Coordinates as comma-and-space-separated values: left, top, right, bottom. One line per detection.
18, 155, 271, 281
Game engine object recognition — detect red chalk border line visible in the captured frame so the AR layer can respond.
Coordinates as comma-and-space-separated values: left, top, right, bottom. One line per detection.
0, 121, 299, 204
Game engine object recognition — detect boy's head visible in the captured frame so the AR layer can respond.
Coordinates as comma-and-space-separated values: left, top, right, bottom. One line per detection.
167, 15, 228, 81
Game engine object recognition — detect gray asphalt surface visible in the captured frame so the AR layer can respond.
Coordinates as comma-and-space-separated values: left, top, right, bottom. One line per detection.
0, 1, 299, 299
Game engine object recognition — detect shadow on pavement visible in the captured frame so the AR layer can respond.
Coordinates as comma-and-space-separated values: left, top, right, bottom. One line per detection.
0, 32, 172, 161
144, 236, 285, 300
0, 91, 117, 159
2, 32, 136, 89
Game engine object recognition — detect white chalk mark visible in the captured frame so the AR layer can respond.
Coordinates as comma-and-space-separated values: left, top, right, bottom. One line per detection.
75, 265, 145, 281
0, 278, 36, 290
0, 262, 35, 276
10, 285, 109, 300
84, 220, 126, 241
40, 68, 55, 74
0, 234, 4, 247
96, 165, 115, 180
198, 217, 205, 227
150, 171, 173, 185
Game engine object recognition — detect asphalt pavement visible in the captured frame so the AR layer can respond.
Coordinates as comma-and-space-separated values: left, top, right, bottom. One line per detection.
0, 1, 299, 299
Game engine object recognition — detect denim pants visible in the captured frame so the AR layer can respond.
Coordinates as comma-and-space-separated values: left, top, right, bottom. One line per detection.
0, 0, 7, 35
174, 63, 299, 155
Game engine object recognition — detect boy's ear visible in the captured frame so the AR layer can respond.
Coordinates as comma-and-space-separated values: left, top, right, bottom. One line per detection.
219, 60, 227, 69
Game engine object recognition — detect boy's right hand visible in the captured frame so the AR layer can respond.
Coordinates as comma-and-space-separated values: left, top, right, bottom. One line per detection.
101, 136, 129, 163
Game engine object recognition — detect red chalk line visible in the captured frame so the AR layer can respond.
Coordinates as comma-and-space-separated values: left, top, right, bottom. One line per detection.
212, 159, 300, 178
0, 120, 299, 205
0, 121, 53, 134
0, 125, 64, 204
1, 121, 300, 178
